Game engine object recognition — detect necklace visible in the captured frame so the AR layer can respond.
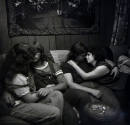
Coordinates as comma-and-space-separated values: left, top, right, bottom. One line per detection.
34, 61, 48, 70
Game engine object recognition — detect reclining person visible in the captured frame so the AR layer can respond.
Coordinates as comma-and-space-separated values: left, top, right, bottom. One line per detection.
62, 42, 124, 125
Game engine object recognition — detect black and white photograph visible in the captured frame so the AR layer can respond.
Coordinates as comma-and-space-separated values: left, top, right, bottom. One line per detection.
0, 0, 130, 125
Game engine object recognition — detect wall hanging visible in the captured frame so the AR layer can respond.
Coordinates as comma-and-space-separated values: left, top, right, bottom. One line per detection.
6, 0, 100, 37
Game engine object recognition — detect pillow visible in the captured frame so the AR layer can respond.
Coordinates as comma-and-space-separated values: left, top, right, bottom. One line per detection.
118, 55, 130, 74
50, 50, 70, 65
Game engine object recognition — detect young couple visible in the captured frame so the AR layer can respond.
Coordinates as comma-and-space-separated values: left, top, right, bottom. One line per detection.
62, 42, 126, 125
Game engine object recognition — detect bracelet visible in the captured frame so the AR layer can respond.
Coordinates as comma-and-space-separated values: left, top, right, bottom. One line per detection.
55, 70, 63, 76
112, 65, 118, 69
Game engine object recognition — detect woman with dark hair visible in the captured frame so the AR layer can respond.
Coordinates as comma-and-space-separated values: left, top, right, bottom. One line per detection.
27, 41, 79, 125
67, 46, 119, 87
62, 42, 123, 125
2, 42, 64, 125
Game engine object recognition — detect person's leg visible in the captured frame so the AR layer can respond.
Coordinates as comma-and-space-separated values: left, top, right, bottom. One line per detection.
10, 102, 61, 125
63, 100, 79, 125
78, 82, 122, 124
40, 91, 64, 117
64, 88, 91, 107
96, 86, 120, 108
64, 88, 92, 125
83, 86, 122, 124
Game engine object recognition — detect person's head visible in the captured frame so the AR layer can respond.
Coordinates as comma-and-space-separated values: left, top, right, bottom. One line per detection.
13, 43, 31, 65
3, 42, 32, 79
67, 41, 88, 62
85, 47, 105, 65
27, 41, 47, 64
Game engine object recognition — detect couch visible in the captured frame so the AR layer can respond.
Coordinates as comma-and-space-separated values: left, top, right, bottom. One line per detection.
0, 49, 130, 125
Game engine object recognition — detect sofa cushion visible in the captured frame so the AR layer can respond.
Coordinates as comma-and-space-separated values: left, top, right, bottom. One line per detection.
50, 50, 70, 65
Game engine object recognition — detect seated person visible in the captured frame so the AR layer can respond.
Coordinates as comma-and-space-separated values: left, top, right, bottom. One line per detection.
1, 42, 63, 125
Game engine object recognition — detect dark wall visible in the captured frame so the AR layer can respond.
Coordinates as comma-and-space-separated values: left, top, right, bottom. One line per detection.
100, 0, 116, 46
0, 0, 117, 54
127, 0, 130, 47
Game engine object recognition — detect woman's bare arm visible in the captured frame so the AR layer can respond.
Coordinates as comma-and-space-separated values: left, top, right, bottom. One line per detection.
22, 92, 40, 103
68, 60, 110, 80
105, 59, 119, 78
64, 73, 101, 98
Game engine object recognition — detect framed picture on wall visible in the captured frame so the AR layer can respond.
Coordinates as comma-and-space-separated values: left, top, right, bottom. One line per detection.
6, 0, 100, 37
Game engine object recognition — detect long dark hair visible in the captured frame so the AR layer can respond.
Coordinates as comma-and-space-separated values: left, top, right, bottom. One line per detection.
67, 41, 88, 61
2, 43, 31, 84
28, 41, 49, 67
87, 47, 106, 62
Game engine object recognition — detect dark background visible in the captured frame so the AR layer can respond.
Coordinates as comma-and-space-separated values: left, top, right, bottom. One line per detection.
0, 0, 129, 54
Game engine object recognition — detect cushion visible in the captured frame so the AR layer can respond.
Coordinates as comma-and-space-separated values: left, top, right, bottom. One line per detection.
118, 55, 130, 74
50, 50, 70, 65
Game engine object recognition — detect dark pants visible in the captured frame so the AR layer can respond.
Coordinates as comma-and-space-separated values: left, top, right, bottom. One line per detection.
64, 82, 123, 125
10, 91, 63, 125
64, 88, 92, 125
63, 100, 79, 125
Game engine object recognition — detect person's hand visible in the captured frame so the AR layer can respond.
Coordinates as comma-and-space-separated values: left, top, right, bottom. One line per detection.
3, 91, 15, 106
67, 60, 76, 66
91, 90, 102, 99
111, 66, 119, 79
37, 88, 53, 97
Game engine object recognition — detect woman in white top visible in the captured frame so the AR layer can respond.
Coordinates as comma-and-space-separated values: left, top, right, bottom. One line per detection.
3, 42, 64, 125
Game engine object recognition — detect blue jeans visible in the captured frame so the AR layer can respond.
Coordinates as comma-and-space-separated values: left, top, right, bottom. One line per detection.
10, 91, 64, 125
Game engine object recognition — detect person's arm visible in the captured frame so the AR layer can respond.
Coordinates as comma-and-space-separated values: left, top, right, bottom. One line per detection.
21, 92, 40, 103
105, 59, 119, 78
47, 63, 67, 91
51, 73, 67, 91
64, 73, 101, 98
68, 60, 109, 80
2, 91, 15, 106
8, 74, 42, 103
105, 59, 115, 67
125, 59, 130, 66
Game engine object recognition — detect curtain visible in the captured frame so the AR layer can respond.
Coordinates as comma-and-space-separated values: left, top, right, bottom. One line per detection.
111, 0, 128, 46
